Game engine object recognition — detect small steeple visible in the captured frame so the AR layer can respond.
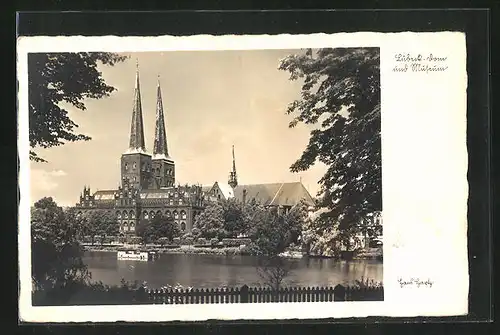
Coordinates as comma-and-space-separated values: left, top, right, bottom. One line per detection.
228, 145, 238, 189
153, 75, 170, 160
127, 59, 146, 153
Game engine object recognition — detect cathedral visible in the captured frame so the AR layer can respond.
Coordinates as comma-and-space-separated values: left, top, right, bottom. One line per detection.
75, 64, 315, 236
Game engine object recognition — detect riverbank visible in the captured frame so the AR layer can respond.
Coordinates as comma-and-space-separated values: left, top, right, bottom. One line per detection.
83, 245, 382, 260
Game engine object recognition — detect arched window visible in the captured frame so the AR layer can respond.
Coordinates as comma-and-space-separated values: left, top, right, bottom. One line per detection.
125, 163, 129, 171
123, 222, 129, 231
143, 211, 148, 219
133, 162, 137, 169
129, 222, 135, 231
130, 211, 135, 219
133, 176, 137, 182
156, 210, 162, 217
165, 210, 171, 217
174, 192, 178, 198
150, 211, 155, 218
117, 211, 121, 219
179, 198, 183, 205
173, 211, 179, 220
123, 211, 128, 219
218, 194, 221, 200
181, 210, 187, 220
169, 199, 174, 205
180, 222, 186, 231
77, 211, 82, 217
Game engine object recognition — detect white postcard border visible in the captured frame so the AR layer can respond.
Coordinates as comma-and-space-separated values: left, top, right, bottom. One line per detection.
18, 32, 469, 322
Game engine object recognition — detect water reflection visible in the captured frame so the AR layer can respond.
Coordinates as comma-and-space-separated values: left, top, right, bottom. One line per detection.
83, 251, 383, 289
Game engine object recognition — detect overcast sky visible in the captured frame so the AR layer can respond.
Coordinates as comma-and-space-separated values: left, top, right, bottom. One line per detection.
30, 49, 327, 206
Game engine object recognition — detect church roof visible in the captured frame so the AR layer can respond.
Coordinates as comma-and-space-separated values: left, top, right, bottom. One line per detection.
152, 76, 172, 160
127, 61, 147, 153
218, 183, 235, 199
93, 190, 117, 200
233, 182, 314, 207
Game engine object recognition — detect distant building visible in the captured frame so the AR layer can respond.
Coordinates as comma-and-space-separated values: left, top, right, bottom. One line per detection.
74, 64, 315, 235
203, 146, 315, 213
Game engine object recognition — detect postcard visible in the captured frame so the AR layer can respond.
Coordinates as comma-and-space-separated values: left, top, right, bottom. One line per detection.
18, 32, 468, 322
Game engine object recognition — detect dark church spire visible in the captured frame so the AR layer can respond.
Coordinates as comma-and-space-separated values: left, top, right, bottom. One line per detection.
228, 145, 238, 189
153, 75, 170, 159
127, 59, 146, 153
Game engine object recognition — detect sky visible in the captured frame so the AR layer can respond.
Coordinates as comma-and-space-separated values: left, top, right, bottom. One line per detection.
29, 49, 327, 207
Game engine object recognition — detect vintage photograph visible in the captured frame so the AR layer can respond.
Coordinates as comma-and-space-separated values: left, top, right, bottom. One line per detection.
28, 47, 382, 306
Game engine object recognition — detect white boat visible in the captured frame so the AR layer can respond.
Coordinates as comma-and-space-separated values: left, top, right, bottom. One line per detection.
279, 250, 303, 259
117, 249, 157, 261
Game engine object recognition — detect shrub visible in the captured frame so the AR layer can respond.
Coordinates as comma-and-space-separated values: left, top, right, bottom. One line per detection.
128, 236, 142, 245
183, 237, 194, 245
196, 238, 208, 246
172, 237, 181, 245
210, 238, 219, 246
221, 238, 252, 247
157, 237, 170, 246
191, 227, 201, 237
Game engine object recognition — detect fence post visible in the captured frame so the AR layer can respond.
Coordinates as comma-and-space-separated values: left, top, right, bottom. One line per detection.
333, 284, 346, 301
240, 284, 249, 303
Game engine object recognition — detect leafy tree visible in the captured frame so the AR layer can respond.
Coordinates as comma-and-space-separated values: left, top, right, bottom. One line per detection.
84, 210, 119, 245
31, 197, 90, 291
135, 219, 152, 245
28, 52, 127, 162
149, 214, 180, 241
220, 199, 245, 237
248, 207, 292, 257
256, 256, 291, 291
279, 48, 381, 237
194, 202, 226, 239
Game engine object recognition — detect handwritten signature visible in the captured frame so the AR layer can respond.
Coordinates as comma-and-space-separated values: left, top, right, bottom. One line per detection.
398, 278, 434, 288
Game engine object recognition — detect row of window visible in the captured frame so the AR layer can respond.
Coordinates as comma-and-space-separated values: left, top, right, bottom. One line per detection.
120, 221, 186, 231
116, 210, 188, 220
124, 162, 174, 175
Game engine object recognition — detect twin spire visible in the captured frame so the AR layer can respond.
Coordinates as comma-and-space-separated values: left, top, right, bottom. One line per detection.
127, 60, 170, 159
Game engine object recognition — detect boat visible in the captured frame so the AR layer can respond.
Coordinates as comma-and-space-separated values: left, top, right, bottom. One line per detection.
278, 250, 303, 259
117, 249, 158, 261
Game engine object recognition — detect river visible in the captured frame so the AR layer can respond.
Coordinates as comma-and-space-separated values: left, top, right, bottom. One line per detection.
83, 251, 383, 289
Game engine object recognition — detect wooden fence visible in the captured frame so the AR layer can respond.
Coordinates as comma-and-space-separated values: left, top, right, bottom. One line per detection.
139, 284, 383, 304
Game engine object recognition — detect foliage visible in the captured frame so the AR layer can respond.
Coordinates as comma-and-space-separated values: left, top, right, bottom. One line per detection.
247, 204, 307, 257
353, 276, 383, 289
279, 48, 381, 235
191, 227, 201, 238
221, 238, 252, 247
32, 278, 148, 306
136, 214, 180, 244
256, 256, 291, 291
135, 219, 150, 244
31, 197, 90, 291
220, 198, 246, 237
194, 202, 226, 239
79, 210, 119, 245
28, 52, 128, 162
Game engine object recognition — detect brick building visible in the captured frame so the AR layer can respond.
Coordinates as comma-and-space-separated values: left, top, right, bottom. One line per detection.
75, 64, 315, 236
75, 66, 204, 235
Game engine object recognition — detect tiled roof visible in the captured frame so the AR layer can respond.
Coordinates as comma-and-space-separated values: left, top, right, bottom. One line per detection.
233, 182, 314, 206
201, 186, 212, 193
93, 190, 117, 200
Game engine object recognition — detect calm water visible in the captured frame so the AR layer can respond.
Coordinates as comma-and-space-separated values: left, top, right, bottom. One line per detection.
83, 251, 383, 289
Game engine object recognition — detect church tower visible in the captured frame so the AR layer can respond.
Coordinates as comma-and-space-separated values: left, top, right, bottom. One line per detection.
120, 61, 152, 190
228, 145, 238, 189
151, 75, 175, 188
